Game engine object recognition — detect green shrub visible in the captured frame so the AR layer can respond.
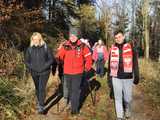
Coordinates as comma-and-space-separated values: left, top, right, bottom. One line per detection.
0, 75, 34, 120
0, 77, 22, 120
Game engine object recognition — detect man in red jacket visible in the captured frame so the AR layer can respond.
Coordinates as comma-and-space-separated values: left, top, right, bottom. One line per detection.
57, 30, 92, 115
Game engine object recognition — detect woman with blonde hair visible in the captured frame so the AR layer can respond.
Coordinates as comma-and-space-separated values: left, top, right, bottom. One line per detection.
25, 32, 55, 114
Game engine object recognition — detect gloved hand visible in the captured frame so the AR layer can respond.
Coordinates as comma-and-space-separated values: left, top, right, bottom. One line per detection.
108, 76, 112, 88
133, 76, 139, 85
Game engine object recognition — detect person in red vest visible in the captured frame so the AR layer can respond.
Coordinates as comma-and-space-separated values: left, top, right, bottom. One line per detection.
57, 30, 92, 115
108, 30, 139, 120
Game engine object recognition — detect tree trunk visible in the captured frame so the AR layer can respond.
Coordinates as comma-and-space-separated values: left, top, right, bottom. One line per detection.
48, 0, 52, 22
143, 0, 150, 59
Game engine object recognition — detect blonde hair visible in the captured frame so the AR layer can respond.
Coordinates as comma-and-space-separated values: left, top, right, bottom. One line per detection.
30, 32, 45, 47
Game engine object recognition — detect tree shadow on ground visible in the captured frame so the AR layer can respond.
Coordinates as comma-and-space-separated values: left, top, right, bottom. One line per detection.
43, 83, 63, 114
43, 68, 102, 114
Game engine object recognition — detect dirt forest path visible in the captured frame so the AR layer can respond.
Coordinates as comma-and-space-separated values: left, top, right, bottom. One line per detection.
25, 74, 159, 120
131, 86, 160, 120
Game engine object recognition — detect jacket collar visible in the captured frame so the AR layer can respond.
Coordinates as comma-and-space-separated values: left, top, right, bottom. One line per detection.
32, 43, 45, 49
65, 40, 82, 46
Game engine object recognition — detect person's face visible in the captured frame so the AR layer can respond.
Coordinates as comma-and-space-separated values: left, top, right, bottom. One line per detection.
32, 36, 40, 46
98, 40, 103, 45
114, 33, 125, 44
69, 34, 78, 43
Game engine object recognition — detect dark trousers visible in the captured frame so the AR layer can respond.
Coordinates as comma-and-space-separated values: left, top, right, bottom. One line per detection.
96, 60, 104, 76
31, 73, 50, 107
64, 74, 82, 113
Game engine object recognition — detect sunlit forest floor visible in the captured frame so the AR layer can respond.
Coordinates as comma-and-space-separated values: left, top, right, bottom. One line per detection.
0, 59, 160, 120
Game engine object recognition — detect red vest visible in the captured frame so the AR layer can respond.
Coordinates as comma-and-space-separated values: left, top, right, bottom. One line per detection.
110, 43, 133, 77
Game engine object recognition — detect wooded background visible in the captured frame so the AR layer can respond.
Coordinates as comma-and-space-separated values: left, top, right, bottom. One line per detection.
0, 0, 159, 60
0, 1, 160, 120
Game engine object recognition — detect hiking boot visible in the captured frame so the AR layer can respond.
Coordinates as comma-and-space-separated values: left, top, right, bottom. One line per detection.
71, 113, 81, 119
71, 110, 79, 115
125, 108, 131, 119
37, 106, 45, 114
124, 103, 131, 119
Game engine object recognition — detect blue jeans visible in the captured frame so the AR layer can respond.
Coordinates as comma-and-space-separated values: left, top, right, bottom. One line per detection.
112, 77, 133, 118
96, 60, 104, 76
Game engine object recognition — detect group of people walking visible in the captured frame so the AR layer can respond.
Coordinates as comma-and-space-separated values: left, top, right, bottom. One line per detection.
25, 29, 139, 120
